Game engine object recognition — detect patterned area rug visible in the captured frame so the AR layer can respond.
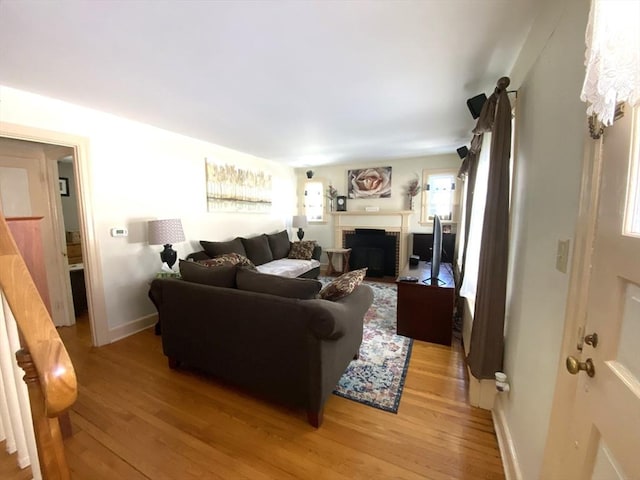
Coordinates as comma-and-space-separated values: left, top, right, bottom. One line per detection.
320, 277, 413, 413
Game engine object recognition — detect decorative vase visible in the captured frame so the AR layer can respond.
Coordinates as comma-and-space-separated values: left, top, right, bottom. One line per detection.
329, 199, 334, 211
408, 195, 414, 211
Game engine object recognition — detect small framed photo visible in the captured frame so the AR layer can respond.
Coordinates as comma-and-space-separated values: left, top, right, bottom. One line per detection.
59, 177, 70, 196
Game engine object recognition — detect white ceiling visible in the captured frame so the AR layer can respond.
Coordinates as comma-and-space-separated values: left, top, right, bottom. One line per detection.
0, 1, 538, 167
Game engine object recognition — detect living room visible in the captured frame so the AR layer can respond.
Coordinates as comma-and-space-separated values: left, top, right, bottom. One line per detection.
2, 0, 639, 478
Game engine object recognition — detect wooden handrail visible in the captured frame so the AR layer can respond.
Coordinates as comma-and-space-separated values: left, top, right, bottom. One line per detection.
0, 212, 76, 478
0, 214, 77, 415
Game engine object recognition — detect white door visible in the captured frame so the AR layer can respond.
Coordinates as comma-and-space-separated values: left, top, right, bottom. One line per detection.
568, 105, 640, 479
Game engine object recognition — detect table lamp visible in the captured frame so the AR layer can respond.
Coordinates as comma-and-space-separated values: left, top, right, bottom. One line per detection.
292, 215, 308, 241
148, 218, 185, 269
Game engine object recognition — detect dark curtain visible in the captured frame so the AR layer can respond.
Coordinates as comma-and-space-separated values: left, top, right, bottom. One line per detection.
465, 77, 512, 379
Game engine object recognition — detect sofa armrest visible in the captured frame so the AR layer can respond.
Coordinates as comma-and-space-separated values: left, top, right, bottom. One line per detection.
305, 284, 373, 340
312, 245, 322, 261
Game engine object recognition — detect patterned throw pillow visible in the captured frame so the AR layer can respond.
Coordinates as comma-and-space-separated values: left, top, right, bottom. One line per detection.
199, 253, 256, 270
319, 268, 367, 301
288, 240, 316, 260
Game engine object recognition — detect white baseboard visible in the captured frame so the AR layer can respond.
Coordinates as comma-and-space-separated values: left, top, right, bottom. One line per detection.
493, 395, 522, 480
108, 313, 157, 343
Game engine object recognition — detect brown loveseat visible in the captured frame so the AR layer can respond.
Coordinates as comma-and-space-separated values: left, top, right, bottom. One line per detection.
148, 264, 373, 427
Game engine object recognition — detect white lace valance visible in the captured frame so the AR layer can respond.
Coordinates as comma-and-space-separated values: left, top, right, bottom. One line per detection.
580, 0, 640, 126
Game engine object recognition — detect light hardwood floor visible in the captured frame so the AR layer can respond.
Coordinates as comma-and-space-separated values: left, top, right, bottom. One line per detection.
4, 308, 504, 479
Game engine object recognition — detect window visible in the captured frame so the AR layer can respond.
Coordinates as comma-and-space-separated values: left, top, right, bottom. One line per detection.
304, 180, 324, 222
420, 168, 460, 224
459, 134, 491, 301
625, 106, 640, 236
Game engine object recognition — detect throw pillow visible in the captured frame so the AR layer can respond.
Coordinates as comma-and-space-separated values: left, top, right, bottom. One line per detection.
200, 237, 247, 258
179, 260, 237, 288
267, 230, 291, 260
240, 234, 273, 266
236, 267, 322, 300
319, 268, 367, 301
288, 240, 317, 260
199, 253, 257, 270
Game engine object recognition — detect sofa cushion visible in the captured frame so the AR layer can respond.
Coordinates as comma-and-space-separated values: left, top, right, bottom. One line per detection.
236, 267, 322, 299
257, 258, 321, 278
267, 230, 291, 260
200, 238, 246, 258
240, 234, 273, 266
199, 253, 256, 269
319, 268, 368, 301
288, 240, 317, 260
179, 260, 237, 288
186, 250, 212, 262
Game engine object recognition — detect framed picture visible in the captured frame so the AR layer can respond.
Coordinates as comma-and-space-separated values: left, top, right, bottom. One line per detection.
204, 159, 272, 213
347, 166, 392, 198
59, 177, 70, 196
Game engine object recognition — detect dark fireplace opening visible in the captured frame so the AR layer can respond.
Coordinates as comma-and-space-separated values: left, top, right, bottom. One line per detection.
344, 229, 397, 277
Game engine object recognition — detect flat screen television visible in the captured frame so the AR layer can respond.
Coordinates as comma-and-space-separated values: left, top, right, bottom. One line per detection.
430, 214, 443, 284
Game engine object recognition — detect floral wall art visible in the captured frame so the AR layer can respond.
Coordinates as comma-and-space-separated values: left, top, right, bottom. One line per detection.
205, 159, 272, 213
347, 167, 392, 199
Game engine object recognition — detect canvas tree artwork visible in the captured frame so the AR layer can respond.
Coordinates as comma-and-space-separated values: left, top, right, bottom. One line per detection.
347, 167, 392, 198
205, 159, 272, 213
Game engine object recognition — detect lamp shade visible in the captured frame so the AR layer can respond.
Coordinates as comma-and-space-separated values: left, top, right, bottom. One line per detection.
148, 218, 185, 245
292, 215, 308, 228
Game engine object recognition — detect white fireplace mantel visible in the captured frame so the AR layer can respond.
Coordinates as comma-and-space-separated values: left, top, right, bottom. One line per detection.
330, 210, 414, 274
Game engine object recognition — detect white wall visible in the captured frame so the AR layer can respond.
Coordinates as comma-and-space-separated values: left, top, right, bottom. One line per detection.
296, 154, 460, 260
501, 0, 590, 477
0, 86, 297, 338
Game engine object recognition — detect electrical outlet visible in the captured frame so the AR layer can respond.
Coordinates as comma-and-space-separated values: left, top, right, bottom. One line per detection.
556, 239, 570, 273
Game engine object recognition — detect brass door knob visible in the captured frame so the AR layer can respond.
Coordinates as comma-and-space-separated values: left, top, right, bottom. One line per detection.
566, 356, 595, 377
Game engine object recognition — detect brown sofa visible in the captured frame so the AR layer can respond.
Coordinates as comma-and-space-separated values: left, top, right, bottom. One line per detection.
148, 264, 373, 427
187, 230, 322, 279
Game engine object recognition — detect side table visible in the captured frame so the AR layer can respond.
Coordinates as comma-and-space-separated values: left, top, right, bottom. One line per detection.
325, 248, 352, 276
152, 270, 181, 335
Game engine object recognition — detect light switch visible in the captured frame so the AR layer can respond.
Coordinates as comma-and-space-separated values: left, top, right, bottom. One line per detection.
556, 239, 570, 273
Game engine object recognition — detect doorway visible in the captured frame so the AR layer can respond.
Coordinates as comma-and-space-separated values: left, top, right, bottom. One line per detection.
57, 154, 88, 320
0, 122, 108, 346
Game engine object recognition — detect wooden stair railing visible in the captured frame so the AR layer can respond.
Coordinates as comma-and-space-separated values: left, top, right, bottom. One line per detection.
0, 213, 77, 480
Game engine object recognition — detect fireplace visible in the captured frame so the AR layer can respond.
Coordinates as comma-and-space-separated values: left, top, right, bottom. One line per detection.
331, 211, 412, 278
343, 229, 399, 277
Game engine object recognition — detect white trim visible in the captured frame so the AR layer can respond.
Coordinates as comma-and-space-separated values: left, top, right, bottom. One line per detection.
493, 395, 523, 480
108, 313, 157, 343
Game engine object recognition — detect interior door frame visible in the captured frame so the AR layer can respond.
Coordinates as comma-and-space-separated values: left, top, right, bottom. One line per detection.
0, 121, 109, 346
540, 124, 608, 475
